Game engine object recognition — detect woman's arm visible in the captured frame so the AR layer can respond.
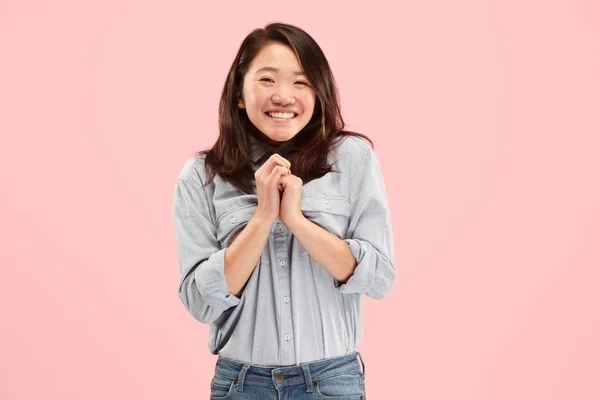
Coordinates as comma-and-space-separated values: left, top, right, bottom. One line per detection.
175, 177, 239, 324
338, 143, 396, 299
286, 217, 357, 283
174, 157, 282, 323
287, 141, 396, 300
223, 215, 273, 295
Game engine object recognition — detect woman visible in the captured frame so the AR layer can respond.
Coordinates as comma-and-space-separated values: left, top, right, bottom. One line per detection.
173, 22, 395, 399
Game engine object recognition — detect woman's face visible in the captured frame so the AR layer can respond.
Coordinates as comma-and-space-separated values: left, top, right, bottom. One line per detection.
238, 42, 317, 146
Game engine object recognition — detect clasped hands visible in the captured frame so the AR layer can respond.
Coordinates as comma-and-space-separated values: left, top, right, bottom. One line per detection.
254, 153, 305, 230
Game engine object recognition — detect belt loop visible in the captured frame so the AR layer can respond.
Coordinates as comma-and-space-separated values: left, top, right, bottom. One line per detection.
301, 364, 314, 393
236, 363, 250, 392
356, 351, 366, 379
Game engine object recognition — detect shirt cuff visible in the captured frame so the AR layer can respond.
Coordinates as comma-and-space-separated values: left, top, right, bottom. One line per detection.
338, 238, 375, 294
194, 247, 240, 313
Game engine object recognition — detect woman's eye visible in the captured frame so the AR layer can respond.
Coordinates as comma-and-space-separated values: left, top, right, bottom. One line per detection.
259, 78, 309, 86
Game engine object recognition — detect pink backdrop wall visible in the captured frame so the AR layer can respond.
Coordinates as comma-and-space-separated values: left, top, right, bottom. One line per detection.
1, 1, 599, 399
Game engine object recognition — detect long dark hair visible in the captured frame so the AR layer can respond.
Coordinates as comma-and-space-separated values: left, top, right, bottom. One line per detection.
196, 22, 373, 194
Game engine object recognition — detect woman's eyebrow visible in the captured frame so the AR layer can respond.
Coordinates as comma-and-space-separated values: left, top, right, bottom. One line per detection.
254, 66, 306, 76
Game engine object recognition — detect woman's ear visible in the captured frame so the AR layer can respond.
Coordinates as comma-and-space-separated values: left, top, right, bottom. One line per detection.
237, 96, 245, 109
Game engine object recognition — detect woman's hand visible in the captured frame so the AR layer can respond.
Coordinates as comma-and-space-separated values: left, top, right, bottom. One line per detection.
254, 154, 291, 223
279, 173, 305, 229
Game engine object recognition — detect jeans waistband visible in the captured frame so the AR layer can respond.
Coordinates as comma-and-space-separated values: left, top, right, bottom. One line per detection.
215, 352, 366, 393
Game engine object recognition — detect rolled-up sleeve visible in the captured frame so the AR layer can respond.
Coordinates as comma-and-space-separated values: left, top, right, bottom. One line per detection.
173, 177, 240, 324
339, 145, 396, 299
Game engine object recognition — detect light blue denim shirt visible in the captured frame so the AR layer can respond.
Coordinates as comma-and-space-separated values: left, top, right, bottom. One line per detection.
173, 134, 396, 366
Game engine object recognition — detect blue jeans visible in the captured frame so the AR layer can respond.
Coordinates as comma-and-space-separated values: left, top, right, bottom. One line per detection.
209, 352, 367, 399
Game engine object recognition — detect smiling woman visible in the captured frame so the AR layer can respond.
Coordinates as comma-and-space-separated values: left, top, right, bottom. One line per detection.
238, 41, 316, 150
237, 46, 316, 143
173, 22, 396, 400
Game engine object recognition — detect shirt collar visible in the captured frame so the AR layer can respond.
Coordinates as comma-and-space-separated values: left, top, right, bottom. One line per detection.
248, 133, 283, 165
248, 132, 305, 169
248, 134, 274, 162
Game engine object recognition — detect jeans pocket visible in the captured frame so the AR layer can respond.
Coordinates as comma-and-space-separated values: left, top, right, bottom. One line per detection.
314, 371, 364, 399
210, 374, 237, 399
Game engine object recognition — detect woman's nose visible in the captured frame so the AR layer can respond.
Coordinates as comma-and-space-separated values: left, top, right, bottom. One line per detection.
272, 89, 295, 105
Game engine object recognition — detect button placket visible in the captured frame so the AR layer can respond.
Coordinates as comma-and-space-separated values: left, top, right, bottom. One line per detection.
273, 227, 293, 364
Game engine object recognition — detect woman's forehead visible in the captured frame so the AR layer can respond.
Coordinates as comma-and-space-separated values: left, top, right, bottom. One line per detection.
250, 43, 303, 73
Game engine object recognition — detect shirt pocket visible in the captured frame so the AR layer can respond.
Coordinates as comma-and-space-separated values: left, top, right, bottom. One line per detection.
300, 195, 350, 239
215, 205, 256, 247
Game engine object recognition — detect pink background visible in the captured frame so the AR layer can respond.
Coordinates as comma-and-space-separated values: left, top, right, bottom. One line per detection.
1, 1, 599, 399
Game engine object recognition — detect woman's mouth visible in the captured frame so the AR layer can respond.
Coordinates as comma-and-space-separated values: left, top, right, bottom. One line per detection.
264, 111, 298, 120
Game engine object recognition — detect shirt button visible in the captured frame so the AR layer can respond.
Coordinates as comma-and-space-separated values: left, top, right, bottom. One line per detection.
283, 296, 289, 303
285, 334, 291, 341
230, 217, 236, 224
280, 260, 286, 267
325, 203, 331, 210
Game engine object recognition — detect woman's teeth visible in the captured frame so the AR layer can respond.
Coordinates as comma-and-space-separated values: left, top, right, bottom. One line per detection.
266, 112, 296, 119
